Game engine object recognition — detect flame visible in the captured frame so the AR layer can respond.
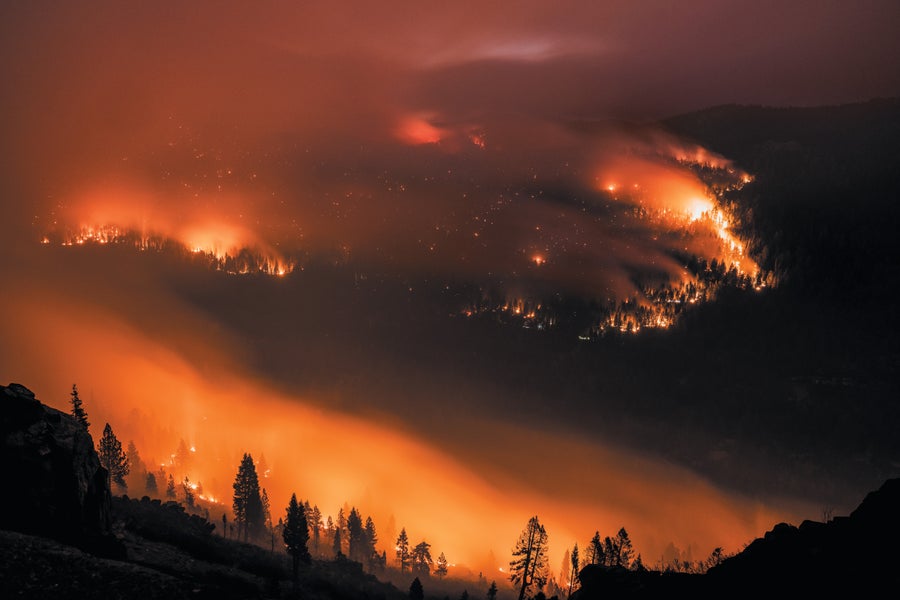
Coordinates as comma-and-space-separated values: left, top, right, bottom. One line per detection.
395, 114, 445, 145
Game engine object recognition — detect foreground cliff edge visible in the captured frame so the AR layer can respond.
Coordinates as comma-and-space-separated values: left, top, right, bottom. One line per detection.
2, 382, 898, 599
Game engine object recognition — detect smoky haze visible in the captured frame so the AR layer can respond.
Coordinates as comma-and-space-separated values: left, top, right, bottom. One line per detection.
2, 0, 899, 577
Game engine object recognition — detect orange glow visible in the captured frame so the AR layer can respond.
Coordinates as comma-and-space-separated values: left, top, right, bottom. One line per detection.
47, 184, 296, 276
531, 254, 545, 266
395, 115, 445, 145
687, 197, 713, 222
0, 259, 814, 576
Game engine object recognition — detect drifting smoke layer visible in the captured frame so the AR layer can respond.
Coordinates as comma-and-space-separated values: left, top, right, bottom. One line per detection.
39, 118, 764, 335
4, 0, 854, 580
0, 251, 810, 575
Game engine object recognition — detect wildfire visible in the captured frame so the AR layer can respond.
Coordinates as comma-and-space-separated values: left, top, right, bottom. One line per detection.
48, 224, 297, 277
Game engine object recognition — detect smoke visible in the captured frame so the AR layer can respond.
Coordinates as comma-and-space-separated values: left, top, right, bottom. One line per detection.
5, 0, 880, 577
0, 238, 812, 574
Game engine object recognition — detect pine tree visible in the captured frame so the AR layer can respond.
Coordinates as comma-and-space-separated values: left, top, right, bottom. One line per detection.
69, 384, 90, 430
283, 493, 311, 585
568, 543, 580, 596
509, 515, 549, 600
396, 527, 411, 572
261, 488, 272, 542
98, 423, 129, 491
145, 472, 158, 496
232, 453, 264, 542
347, 507, 365, 563
613, 527, 634, 568
333, 525, 343, 558
175, 438, 192, 473
487, 581, 498, 600
182, 477, 195, 508
337, 507, 348, 555
310, 505, 323, 555
436, 552, 449, 579
364, 516, 379, 571
587, 532, 604, 566
166, 474, 177, 499
411, 541, 433, 576
409, 577, 424, 600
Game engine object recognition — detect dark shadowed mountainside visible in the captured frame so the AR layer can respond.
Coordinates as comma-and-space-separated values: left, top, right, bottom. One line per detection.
572, 478, 900, 598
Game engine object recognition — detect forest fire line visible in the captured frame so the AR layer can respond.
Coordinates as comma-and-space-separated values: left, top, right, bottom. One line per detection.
457, 174, 772, 337
45, 225, 296, 277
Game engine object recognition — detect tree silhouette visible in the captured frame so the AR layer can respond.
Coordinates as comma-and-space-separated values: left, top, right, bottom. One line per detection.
587, 532, 604, 566
396, 527, 411, 572
232, 453, 264, 542
333, 526, 343, 558
612, 527, 634, 568
98, 423, 129, 491
409, 576, 424, 600
568, 543, 580, 596
412, 541, 433, 576
364, 516, 380, 571
182, 477, 195, 508
487, 580, 498, 600
166, 474, 177, 499
69, 384, 89, 430
145, 472, 158, 496
125, 441, 145, 491
283, 493, 311, 586
436, 551, 449, 579
348, 507, 365, 563
509, 515, 549, 600
261, 488, 272, 546
310, 505, 323, 554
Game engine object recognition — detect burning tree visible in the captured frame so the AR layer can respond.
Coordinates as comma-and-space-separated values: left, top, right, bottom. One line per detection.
435, 552, 449, 579
411, 541, 433, 576
509, 515, 549, 600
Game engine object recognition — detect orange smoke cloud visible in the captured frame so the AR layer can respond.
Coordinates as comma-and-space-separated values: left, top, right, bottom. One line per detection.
0, 246, 812, 577
395, 114, 446, 145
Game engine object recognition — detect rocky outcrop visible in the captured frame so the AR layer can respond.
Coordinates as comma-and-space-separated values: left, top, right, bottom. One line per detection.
703, 477, 900, 596
0, 383, 115, 553
573, 478, 900, 598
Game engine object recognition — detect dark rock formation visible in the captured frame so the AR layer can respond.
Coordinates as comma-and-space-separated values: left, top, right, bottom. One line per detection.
573, 477, 900, 598
704, 477, 900, 596
0, 383, 118, 555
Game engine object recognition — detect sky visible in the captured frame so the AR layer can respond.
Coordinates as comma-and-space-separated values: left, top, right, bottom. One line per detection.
2, 0, 899, 579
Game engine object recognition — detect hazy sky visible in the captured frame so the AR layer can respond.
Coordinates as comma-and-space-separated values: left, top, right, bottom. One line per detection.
2, 0, 898, 577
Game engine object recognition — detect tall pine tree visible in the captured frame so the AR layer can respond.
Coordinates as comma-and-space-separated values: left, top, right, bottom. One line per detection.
98, 423, 129, 491
396, 527, 411, 573
509, 515, 549, 600
69, 384, 89, 430
232, 453, 264, 542
347, 507, 365, 563
283, 493, 311, 586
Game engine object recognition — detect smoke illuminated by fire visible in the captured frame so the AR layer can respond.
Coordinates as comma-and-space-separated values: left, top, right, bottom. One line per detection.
4, 0, 872, 584
0, 264, 810, 574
